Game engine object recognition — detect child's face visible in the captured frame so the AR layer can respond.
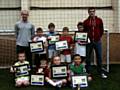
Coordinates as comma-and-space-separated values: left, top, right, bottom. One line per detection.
74, 56, 82, 65
40, 60, 47, 68
49, 27, 55, 32
63, 30, 68, 35
77, 25, 84, 31
18, 53, 25, 62
53, 56, 61, 65
37, 31, 43, 36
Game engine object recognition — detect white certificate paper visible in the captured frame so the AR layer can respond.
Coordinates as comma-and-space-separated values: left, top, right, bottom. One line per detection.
75, 32, 88, 42
30, 41, 44, 53
52, 66, 67, 78
31, 75, 44, 85
19, 65, 28, 73
72, 75, 88, 87
75, 43, 86, 57
50, 36, 59, 41
55, 40, 68, 50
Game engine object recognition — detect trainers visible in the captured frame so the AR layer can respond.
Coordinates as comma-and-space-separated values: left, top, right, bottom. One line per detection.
101, 73, 107, 79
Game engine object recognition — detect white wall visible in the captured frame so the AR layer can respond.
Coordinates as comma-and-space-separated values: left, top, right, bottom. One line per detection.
0, 0, 20, 7
0, 11, 20, 30
30, 9, 113, 32
31, 0, 111, 7
0, 0, 20, 30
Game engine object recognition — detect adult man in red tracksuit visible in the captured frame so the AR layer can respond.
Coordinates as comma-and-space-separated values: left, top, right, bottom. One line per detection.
83, 7, 107, 79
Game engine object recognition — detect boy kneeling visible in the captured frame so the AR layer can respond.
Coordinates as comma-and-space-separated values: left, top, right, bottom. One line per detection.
10, 52, 30, 87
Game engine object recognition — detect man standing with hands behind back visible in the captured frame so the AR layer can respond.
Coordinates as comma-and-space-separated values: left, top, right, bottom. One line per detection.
83, 7, 107, 79
15, 10, 35, 66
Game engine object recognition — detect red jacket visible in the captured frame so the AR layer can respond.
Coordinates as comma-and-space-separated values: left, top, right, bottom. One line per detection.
83, 16, 104, 42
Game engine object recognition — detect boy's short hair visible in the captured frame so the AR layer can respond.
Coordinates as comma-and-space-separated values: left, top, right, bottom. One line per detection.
72, 54, 85, 63
48, 23, 55, 29
63, 27, 69, 32
17, 51, 25, 57
36, 27, 43, 32
72, 54, 81, 60
77, 22, 83, 27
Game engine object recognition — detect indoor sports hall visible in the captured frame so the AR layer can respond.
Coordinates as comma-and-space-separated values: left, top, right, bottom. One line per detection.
0, 0, 120, 90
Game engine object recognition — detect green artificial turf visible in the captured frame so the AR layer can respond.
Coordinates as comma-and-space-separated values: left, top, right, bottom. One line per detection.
0, 64, 120, 90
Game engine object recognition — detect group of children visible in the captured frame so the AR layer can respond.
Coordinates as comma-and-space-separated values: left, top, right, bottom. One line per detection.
32, 22, 87, 66
10, 52, 91, 88
10, 22, 92, 87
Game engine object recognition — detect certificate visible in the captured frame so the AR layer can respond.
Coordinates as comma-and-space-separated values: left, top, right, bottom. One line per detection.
29, 41, 44, 53
48, 35, 60, 45
75, 44, 86, 57
51, 65, 67, 79
72, 75, 88, 88
55, 40, 68, 50
75, 32, 88, 42
31, 74, 44, 86
13, 64, 29, 77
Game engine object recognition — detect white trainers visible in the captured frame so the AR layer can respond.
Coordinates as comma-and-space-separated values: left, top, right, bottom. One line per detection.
101, 73, 107, 79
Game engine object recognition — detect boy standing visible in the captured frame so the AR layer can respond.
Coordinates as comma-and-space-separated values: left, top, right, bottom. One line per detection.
32, 27, 48, 67
60, 27, 73, 64
74, 22, 89, 61
46, 23, 58, 60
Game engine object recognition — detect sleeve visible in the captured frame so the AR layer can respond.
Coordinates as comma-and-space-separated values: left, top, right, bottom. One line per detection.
99, 19, 104, 37
44, 37, 48, 47
70, 36, 74, 45
10, 66, 14, 72
32, 36, 37, 42
44, 67, 50, 77
69, 64, 74, 72
28, 63, 31, 71
26, 61, 31, 71
69, 64, 75, 76
82, 64, 86, 73
14, 23, 19, 39
83, 19, 91, 33
83, 20, 88, 32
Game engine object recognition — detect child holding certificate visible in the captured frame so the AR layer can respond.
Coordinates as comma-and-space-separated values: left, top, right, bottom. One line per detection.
74, 22, 90, 61
36, 60, 50, 77
69, 54, 92, 82
10, 52, 31, 87
46, 23, 59, 60
60, 27, 73, 64
32, 27, 48, 67
45, 56, 67, 88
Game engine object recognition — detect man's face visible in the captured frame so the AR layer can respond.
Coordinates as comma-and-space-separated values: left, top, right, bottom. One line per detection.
88, 9, 95, 18
21, 11, 29, 22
